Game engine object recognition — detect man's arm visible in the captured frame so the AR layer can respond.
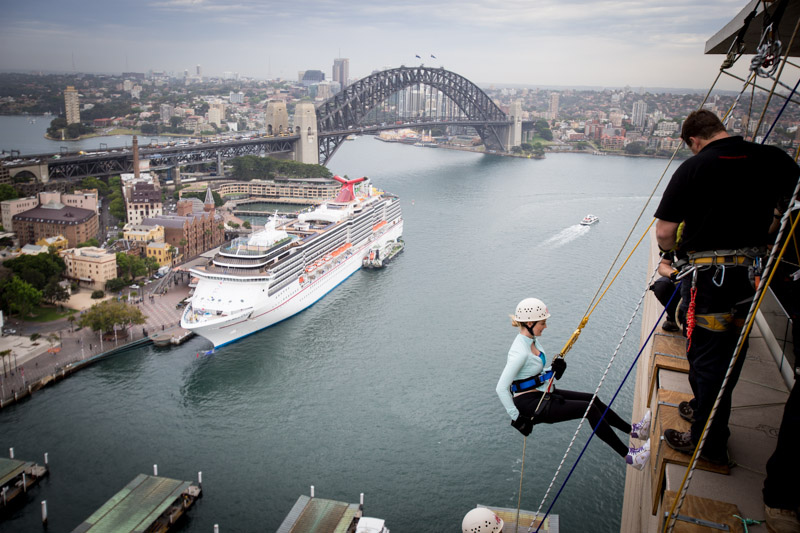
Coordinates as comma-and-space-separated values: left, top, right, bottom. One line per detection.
656, 219, 680, 252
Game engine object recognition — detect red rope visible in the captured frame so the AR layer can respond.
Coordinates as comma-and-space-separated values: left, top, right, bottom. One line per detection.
685, 286, 697, 351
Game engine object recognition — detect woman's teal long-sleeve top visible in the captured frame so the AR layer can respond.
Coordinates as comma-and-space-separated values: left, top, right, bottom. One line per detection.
496, 333, 548, 420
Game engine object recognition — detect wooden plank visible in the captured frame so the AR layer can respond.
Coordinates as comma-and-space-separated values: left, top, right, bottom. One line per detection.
661, 491, 744, 532
651, 390, 730, 515
648, 351, 690, 406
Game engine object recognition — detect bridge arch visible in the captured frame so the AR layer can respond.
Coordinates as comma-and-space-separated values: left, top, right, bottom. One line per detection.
316, 66, 509, 164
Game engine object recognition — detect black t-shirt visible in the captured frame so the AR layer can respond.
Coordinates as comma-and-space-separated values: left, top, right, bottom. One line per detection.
654, 136, 798, 253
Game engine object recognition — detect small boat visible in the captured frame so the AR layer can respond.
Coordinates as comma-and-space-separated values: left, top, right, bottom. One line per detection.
580, 214, 599, 225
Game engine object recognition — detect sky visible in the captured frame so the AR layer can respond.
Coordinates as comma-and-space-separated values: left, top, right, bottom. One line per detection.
0, 0, 755, 90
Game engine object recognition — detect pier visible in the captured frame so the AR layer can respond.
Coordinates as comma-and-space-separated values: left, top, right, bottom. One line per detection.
276, 489, 387, 533
71, 473, 201, 533
0, 456, 48, 509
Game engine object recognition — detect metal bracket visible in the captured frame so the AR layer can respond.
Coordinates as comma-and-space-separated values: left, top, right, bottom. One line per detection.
664, 512, 730, 531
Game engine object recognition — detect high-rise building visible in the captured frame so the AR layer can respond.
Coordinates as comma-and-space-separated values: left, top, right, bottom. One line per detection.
548, 93, 559, 120
64, 86, 80, 125
333, 58, 349, 91
632, 100, 648, 129
196, 64, 202, 78
160, 104, 174, 123
208, 100, 226, 127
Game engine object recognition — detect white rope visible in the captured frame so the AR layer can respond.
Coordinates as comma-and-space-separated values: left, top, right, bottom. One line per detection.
526, 262, 660, 532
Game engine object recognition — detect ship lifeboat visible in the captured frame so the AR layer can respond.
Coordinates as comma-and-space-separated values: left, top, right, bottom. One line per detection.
324, 254, 333, 262
304, 265, 316, 273
299, 276, 304, 283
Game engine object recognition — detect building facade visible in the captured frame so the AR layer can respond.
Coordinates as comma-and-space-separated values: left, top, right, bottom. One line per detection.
12, 204, 98, 248
123, 223, 165, 243
1, 196, 39, 230
142, 191, 224, 260
332, 58, 349, 91
61, 247, 117, 290
64, 86, 80, 125
122, 173, 163, 225
146, 241, 173, 266
216, 178, 339, 201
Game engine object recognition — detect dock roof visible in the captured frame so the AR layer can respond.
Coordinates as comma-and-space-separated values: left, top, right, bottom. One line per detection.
71, 474, 193, 533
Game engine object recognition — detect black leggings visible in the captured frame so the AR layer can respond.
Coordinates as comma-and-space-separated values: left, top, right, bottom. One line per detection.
514, 387, 632, 457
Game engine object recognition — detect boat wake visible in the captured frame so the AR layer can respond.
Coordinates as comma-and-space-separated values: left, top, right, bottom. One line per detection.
542, 225, 591, 248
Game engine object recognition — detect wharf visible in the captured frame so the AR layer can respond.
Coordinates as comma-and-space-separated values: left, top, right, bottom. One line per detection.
276, 492, 388, 533
620, 233, 792, 532
150, 327, 194, 347
0, 456, 48, 509
71, 473, 201, 533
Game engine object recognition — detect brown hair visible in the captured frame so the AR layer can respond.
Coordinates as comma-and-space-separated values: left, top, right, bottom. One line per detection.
680, 110, 726, 143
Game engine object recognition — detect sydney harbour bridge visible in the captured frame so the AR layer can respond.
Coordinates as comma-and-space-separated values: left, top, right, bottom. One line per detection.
5, 66, 537, 185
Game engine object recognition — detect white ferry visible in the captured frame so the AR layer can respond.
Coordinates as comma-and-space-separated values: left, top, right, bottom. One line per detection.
580, 214, 599, 225
181, 176, 403, 347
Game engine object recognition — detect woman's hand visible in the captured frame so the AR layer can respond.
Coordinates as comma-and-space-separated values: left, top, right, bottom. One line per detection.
551, 357, 567, 380
511, 415, 534, 436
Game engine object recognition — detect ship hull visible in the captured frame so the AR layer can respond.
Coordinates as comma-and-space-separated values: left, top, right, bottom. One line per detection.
183, 221, 403, 347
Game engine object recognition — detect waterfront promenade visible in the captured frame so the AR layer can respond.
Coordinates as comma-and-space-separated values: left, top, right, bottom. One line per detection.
0, 275, 193, 407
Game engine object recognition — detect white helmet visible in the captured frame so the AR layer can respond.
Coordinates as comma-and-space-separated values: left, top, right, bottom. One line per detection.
461, 507, 503, 533
462, 508, 504, 533
514, 297, 550, 323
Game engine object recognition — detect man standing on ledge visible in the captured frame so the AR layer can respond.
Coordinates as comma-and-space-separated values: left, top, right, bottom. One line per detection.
654, 109, 798, 465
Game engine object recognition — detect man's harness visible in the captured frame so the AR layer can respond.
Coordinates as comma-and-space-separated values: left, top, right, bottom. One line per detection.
676, 248, 764, 333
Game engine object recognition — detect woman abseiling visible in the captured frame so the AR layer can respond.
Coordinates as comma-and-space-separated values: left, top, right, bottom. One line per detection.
495, 298, 652, 470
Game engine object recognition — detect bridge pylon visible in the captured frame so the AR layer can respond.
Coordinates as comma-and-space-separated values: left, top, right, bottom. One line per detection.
501, 100, 523, 150
265, 101, 289, 136
294, 102, 319, 165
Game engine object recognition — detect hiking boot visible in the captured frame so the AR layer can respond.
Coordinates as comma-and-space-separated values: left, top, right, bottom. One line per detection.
631, 410, 651, 440
764, 504, 800, 533
664, 429, 696, 454
662, 319, 680, 332
678, 401, 695, 424
625, 438, 650, 470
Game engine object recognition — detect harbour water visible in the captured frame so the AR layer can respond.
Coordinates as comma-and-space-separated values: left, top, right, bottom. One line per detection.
0, 125, 675, 531
0, 114, 175, 156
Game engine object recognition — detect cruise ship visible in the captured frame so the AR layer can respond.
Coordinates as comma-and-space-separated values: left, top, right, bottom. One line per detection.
181, 175, 403, 347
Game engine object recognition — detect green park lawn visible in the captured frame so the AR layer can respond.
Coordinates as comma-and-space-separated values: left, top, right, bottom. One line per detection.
24, 305, 77, 323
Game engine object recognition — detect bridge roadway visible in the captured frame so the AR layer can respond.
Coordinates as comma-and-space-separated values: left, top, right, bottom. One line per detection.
4, 118, 531, 184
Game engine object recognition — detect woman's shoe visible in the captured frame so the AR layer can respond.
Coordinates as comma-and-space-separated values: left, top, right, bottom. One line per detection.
631, 410, 651, 439
625, 438, 651, 470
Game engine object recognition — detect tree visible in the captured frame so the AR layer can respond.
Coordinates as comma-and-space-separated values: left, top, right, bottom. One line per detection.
0, 277, 42, 318
0, 184, 19, 202
68, 315, 76, 332
144, 256, 160, 275
78, 300, 146, 336
80, 177, 109, 196
625, 142, 646, 155
4, 252, 66, 291
77, 238, 100, 248
242, 220, 251, 229
109, 197, 126, 221
105, 278, 128, 292
42, 279, 70, 305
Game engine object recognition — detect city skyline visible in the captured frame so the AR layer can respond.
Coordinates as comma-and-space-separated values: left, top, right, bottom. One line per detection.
0, 1, 761, 90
